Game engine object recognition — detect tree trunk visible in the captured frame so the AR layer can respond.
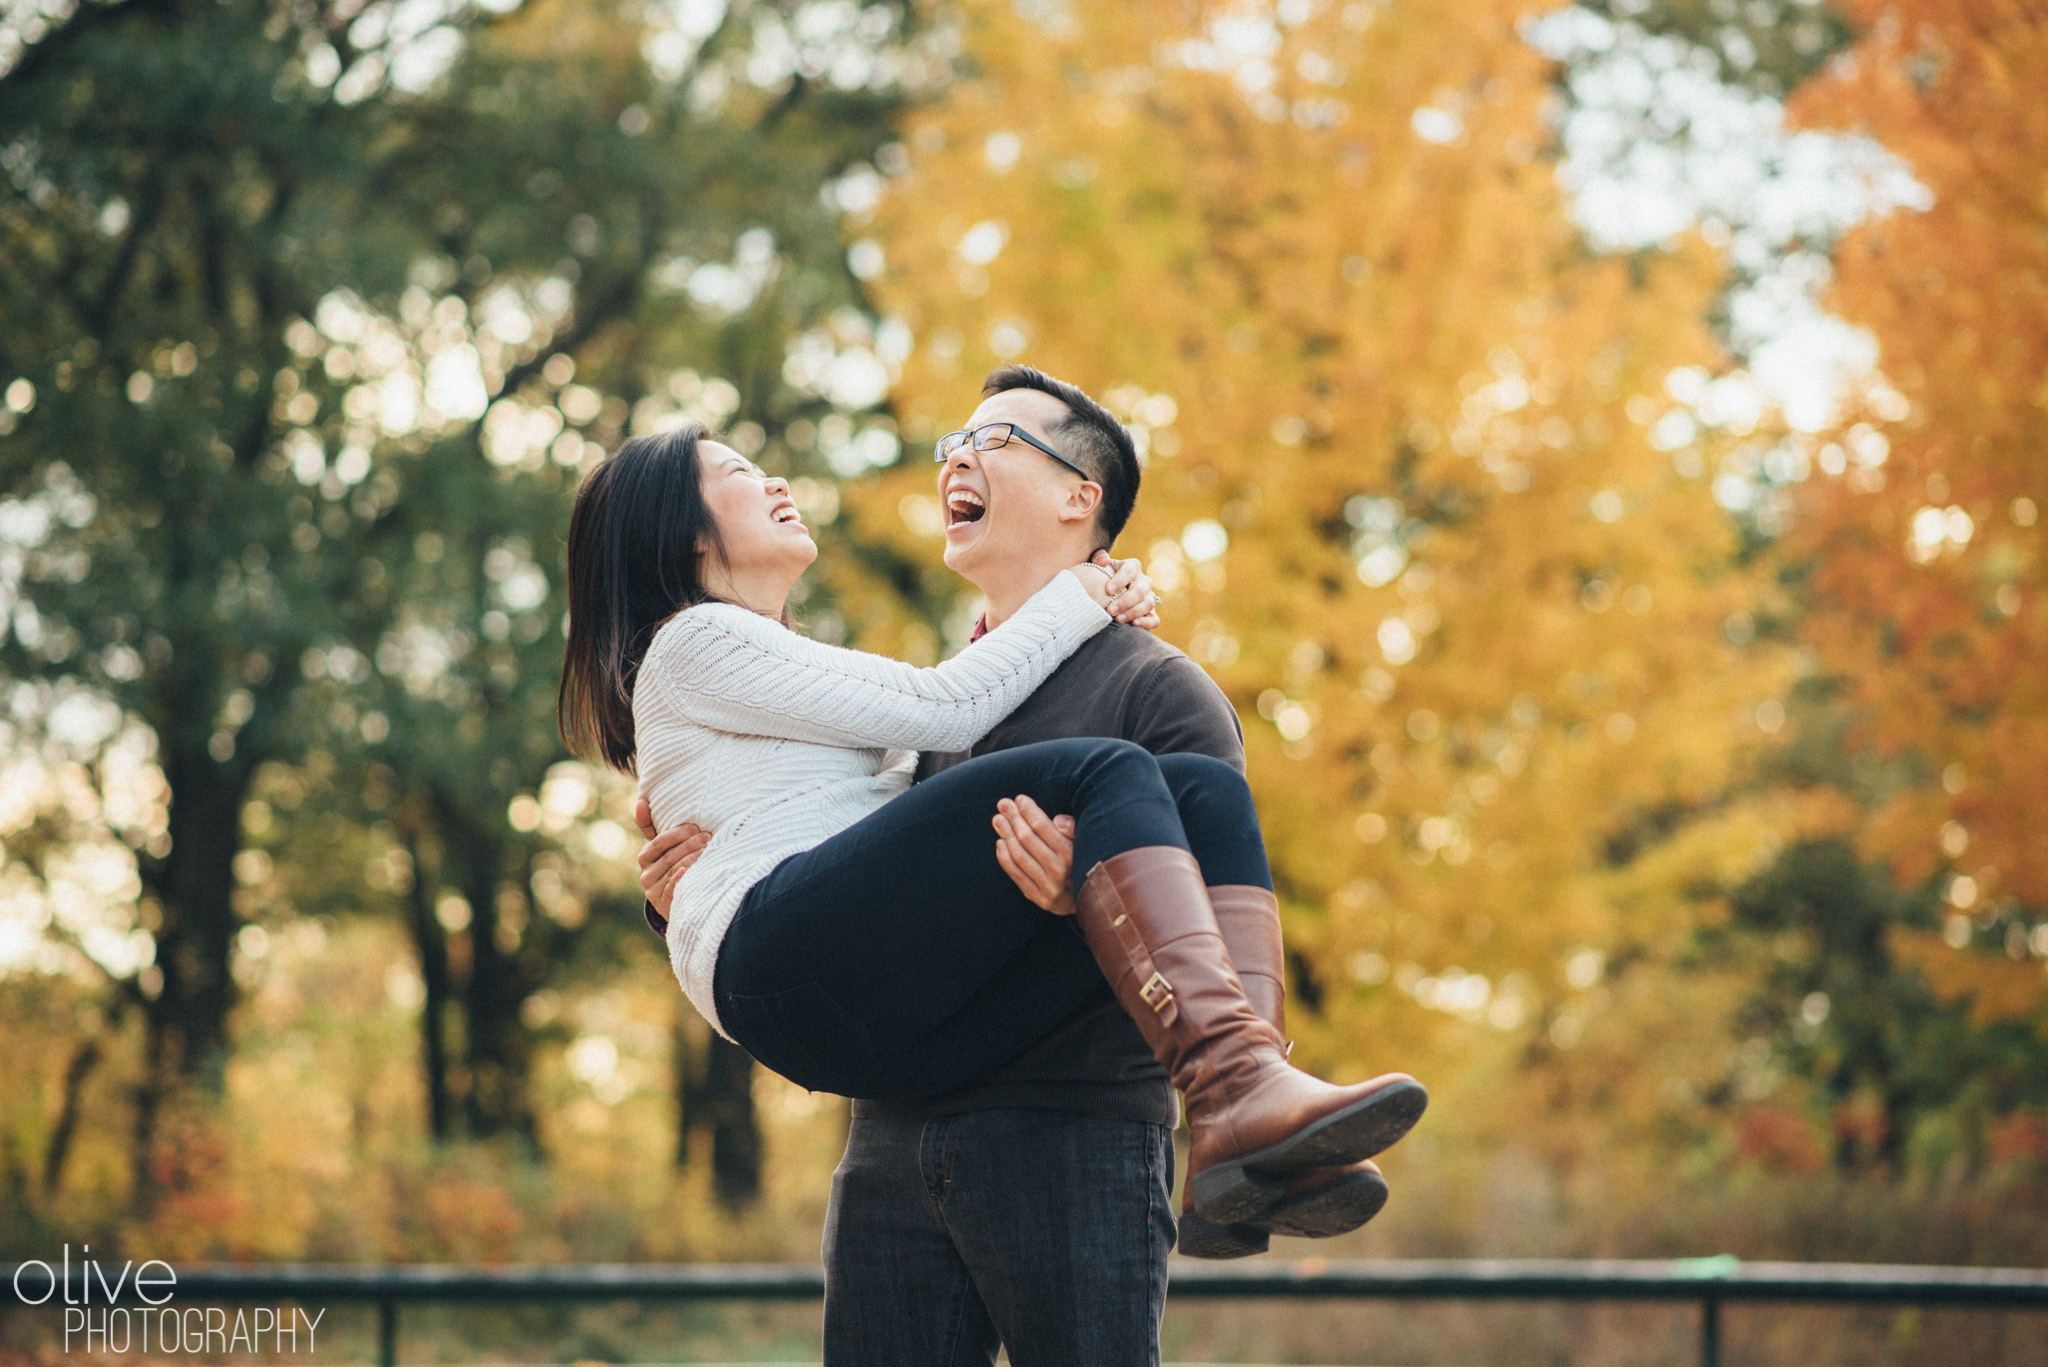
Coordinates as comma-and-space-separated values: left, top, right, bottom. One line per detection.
675, 1012, 706, 1167
400, 822, 455, 1142
144, 734, 248, 1079
131, 728, 253, 1204
43, 1032, 103, 1197
674, 1009, 761, 1205
463, 863, 534, 1143
704, 1032, 761, 1211
435, 796, 535, 1144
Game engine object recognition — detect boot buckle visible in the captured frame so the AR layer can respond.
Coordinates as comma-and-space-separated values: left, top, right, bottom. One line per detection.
1139, 972, 1174, 1011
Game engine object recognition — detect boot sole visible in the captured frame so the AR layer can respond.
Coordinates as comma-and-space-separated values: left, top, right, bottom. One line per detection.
1263, 1165, 1391, 1238
1175, 1210, 1269, 1259
1189, 1078, 1427, 1224
1177, 1165, 1390, 1257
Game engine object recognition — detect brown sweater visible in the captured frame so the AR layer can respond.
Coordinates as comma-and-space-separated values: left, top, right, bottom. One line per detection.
850, 622, 1246, 1126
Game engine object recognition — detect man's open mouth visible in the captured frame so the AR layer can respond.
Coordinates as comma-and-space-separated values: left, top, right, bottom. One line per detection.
946, 489, 986, 525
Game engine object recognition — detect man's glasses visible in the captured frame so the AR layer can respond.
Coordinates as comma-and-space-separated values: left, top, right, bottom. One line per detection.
933, 422, 1092, 482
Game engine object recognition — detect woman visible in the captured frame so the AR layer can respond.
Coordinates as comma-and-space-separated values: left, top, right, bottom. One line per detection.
557, 423, 1425, 1226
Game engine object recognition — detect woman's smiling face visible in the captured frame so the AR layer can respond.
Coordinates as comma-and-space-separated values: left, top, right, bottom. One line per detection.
697, 440, 817, 596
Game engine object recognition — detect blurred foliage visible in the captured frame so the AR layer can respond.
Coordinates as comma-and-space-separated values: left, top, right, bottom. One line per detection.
1782, 0, 2048, 1102
1, 0, 915, 1220
1577, 0, 1851, 96
0, 0, 2044, 1311
0, 912, 850, 1262
857, 0, 1820, 1184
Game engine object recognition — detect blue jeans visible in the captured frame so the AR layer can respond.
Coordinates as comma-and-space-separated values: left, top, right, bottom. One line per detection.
822, 1110, 1176, 1366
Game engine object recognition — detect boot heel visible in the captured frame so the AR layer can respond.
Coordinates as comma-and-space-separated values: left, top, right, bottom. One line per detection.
1176, 1209, 1269, 1260
1188, 1161, 1287, 1225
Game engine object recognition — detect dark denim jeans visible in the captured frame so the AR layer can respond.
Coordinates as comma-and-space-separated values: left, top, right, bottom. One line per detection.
822, 1110, 1176, 1367
714, 739, 1267, 1101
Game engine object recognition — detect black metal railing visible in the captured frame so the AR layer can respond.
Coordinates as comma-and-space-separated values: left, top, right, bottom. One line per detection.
9, 1257, 2046, 1367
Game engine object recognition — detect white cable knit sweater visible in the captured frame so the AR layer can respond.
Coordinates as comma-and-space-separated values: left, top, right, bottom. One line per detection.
634, 569, 1110, 1037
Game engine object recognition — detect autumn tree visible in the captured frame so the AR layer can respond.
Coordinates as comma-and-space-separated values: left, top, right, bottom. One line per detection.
850, 0, 1801, 1163
1785, 0, 2048, 1135
0, 0, 915, 1209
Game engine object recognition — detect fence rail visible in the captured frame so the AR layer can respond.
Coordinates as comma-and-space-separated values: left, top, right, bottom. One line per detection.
10, 1258, 2047, 1367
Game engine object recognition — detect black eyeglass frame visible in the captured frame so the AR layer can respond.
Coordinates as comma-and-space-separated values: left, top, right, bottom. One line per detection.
933, 422, 1092, 482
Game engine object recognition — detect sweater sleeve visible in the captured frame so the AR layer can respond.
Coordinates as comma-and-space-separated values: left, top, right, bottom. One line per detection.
640, 570, 1110, 751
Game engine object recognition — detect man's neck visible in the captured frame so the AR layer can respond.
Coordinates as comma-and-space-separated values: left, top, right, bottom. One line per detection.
976, 554, 1084, 631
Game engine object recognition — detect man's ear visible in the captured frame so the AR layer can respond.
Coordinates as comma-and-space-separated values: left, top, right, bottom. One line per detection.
1054, 481, 1103, 525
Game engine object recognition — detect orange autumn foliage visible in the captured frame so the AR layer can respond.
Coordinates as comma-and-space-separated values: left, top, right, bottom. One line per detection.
1791, 1, 2048, 1027
1893, 928, 2046, 1029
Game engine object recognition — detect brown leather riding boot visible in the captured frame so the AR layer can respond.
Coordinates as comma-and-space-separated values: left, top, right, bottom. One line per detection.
1074, 848, 1427, 1225
1177, 885, 1390, 1258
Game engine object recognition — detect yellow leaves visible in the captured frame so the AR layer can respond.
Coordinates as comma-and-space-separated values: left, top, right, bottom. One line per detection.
860, 0, 1803, 1116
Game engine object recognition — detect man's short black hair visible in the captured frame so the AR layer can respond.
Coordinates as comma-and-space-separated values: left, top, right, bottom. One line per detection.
981, 363, 1141, 549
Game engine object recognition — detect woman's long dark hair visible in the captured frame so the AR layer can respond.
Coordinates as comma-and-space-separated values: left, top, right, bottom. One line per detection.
558, 422, 723, 773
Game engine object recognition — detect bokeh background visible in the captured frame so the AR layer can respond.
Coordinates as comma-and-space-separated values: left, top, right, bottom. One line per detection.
1, 0, 2043, 1363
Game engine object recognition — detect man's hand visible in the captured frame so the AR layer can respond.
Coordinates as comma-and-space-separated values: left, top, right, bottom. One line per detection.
993, 795, 1077, 915
634, 794, 709, 918
1093, 549, 1161, 630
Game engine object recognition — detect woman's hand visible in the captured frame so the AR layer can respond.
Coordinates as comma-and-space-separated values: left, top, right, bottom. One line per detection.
1066, 554, 1161, 629
993, 795, 1078, 915
634, 795, 710, 917
1093, 549, 1161, 630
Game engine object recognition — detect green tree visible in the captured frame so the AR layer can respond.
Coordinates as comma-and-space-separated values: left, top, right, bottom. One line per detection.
1, 0, 402, 1190
1, 0, 916, 1207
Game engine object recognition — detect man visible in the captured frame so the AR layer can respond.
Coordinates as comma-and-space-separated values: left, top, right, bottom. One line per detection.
635, 365, 1385, 1365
